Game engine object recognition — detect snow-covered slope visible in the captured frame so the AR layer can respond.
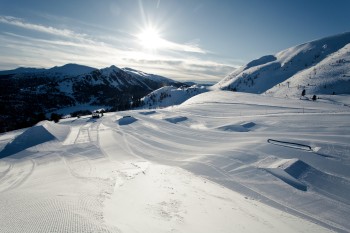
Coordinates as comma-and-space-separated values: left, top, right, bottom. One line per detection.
266, 42, 350, 97
214, 32, 350, 97
141, 85, 208, 108
0, 90, 349, 232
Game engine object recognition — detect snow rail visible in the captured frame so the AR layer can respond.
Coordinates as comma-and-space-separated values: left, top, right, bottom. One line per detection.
267, 139, 312, 151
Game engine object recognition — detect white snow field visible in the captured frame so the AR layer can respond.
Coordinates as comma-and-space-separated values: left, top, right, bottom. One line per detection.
0, 91, 349, 232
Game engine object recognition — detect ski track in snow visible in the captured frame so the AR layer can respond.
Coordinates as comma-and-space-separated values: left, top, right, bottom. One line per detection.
0, 91, 350, 232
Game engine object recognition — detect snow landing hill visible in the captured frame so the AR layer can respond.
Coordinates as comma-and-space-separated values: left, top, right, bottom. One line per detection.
0, 64, 183, 132
213, 32, 350, 98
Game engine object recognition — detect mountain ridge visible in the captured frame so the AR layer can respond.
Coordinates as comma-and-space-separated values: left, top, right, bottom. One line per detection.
0, 63, 97, 77
213, 32, 350, 97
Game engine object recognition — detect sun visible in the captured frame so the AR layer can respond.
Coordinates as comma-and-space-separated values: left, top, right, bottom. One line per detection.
137, 27, 163, 50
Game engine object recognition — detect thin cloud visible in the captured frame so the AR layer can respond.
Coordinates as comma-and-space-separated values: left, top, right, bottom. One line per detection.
158, 38, 207, 54
0, 15, 87, 39
0, 15, 206, 54
122, 57, 235, 81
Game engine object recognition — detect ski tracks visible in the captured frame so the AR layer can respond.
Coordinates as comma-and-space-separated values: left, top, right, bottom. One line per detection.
0, 158, 35, 193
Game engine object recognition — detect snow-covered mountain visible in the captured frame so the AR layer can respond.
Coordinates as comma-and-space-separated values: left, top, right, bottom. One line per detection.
0, 63, 97, 78
50, 65, 182, 104
213, 32, 350, 97
141, 85, 208, 109
0, 64, 183, 132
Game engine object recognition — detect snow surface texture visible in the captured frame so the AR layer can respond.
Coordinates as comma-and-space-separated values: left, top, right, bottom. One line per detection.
214, 32, 350, 97
0, 91, 349, 232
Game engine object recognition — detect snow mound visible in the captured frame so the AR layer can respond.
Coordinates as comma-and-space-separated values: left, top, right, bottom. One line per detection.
36, 121, 70, 141
0, 121, 70, 157
216, 125, 249, 132
117, 116, 137, 125
259, 158, 350, 202
258, 158, 310, 191
216, 122, 256, 132
241, 122, 256, 128
164, 116, 188, 124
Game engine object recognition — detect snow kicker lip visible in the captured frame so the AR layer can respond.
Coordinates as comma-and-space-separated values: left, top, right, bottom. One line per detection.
267, 139, 312, 151
117, 116, 138, 126
0, 122, 70, 158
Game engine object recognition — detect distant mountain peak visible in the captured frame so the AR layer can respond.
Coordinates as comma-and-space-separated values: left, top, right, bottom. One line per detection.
0, 63, 96, 77
48, 63, 96, 76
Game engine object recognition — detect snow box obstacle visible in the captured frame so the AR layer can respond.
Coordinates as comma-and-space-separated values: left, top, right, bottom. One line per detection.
117, 116, 137, 125
0, 121, 70, 158
259, 157, 350, 202
164, 116, 188, 124
216, 122, 256, 132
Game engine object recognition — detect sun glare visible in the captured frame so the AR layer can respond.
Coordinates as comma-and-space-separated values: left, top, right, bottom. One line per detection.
137, 27, 163, 50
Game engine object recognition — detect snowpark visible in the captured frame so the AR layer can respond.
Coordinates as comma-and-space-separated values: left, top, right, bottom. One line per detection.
0, 91, 349, 232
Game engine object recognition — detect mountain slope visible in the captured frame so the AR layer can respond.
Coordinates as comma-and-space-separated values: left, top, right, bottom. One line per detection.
141, 85, 208, 109
51, 65, 182, 106
266, 43, 350, 97
213, 32, 350, 96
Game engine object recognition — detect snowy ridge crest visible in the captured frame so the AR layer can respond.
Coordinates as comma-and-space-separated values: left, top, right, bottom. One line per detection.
214, 32, 350, 97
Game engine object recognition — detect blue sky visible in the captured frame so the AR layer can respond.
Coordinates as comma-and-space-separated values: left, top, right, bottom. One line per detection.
0, 0, 349, 82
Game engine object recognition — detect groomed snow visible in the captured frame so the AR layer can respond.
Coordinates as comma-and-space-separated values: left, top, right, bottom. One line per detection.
0, 90, 349, 232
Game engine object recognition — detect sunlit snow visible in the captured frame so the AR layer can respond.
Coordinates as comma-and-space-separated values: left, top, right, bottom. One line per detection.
0, 91, 349, 232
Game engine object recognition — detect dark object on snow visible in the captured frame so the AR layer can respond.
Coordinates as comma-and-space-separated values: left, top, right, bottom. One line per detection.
312, 95, 317, 101
267, 139, 312, 151
301, 89, 306, 96
92, 112, 102, 118
50, 113, 61, 123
